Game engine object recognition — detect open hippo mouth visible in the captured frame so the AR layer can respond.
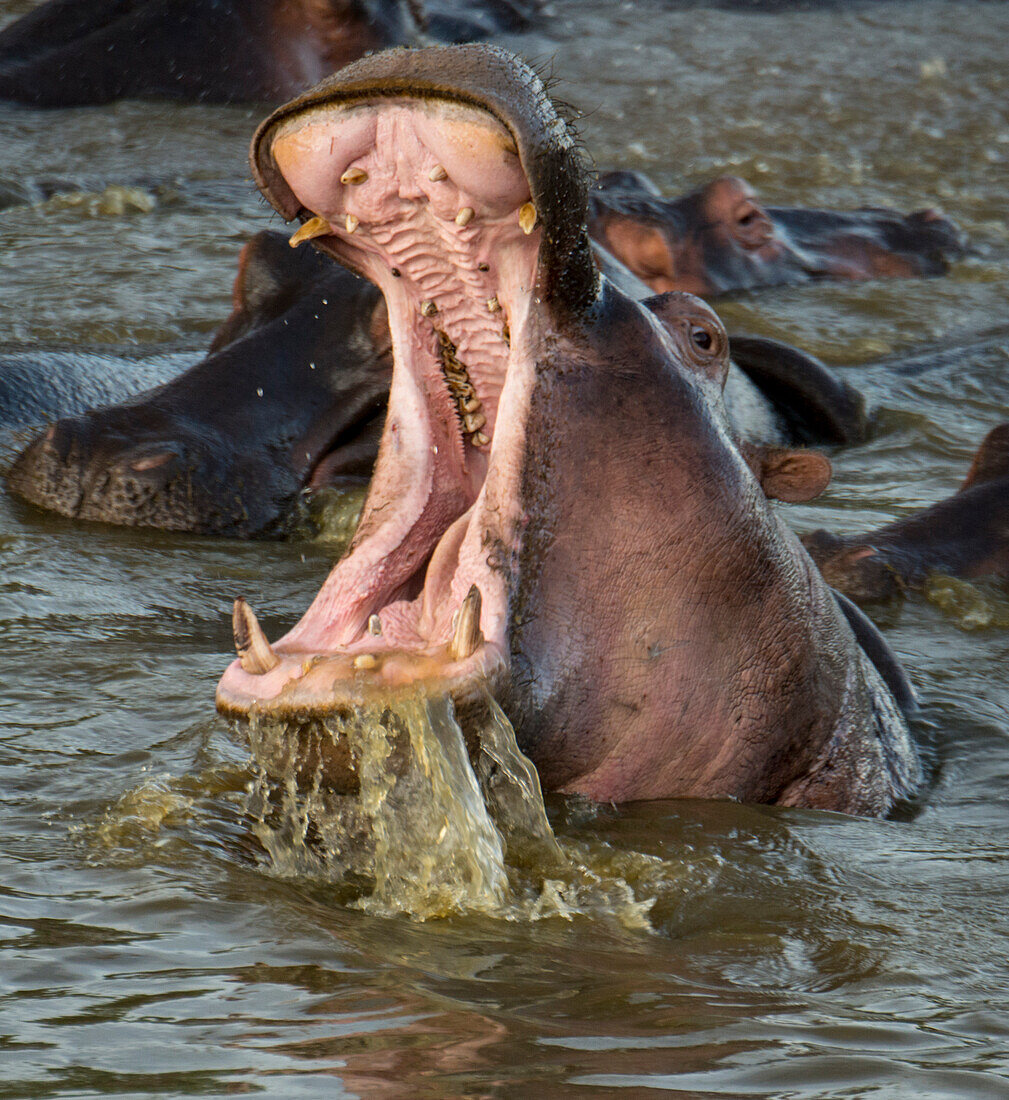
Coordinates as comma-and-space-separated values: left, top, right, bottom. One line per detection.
217, 46, 595, 718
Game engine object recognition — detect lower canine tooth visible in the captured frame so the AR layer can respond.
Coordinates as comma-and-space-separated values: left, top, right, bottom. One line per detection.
232, 597, 279, 675
448, 585, 483, 662
289, 216, 332, 248
519, 202, 537, 235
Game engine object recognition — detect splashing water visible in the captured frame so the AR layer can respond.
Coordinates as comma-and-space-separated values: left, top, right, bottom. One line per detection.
240, 690, 670, 927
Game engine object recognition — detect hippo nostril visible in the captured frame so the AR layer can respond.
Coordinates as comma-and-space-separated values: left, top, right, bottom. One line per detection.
129, 450, 176, 473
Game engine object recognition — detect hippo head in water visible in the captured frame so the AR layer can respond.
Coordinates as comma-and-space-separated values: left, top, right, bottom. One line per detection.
7, 234, 391, 536
217, 45, 919, 814
589, 172, 965, 296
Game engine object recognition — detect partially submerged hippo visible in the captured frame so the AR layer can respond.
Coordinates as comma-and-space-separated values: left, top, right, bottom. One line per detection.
0, 0, 539, 106
7, 234, 390, 535
216, 45, 920, 814
7, 229, 863, 535
804, 424, 1009, 601
589, 171, 965, 296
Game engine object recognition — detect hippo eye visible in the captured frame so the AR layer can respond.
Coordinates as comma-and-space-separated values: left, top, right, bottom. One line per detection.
691, 326, 713, 350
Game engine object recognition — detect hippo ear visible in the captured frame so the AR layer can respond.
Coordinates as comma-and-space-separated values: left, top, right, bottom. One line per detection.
741, 443, 832, 503
960, 423, 1009, 491
591, 213, 678, 293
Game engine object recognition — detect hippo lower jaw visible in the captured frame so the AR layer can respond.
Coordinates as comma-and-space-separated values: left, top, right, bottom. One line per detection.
216, 94, 546, 720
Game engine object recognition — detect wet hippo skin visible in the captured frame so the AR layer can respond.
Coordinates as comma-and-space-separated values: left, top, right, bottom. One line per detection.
589, 171, 965, 296
7, 234, 391, 536
803, 424, 1009, 601
214, 44, 920, 815
0, 0, 540, 106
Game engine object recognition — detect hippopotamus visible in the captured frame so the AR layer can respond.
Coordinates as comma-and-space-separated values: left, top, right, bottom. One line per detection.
7, 233, 391, 536
589, 170, 965, 297
215, 44, 920, 815
8, 220, 866, 534
0, 0, 539, 106
803, 423, 1009, 601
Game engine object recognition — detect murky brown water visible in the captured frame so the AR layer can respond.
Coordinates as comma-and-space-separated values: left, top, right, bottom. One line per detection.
2, 1, 1009, 1096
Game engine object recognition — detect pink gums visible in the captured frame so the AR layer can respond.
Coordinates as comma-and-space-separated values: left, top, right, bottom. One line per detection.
218, 98, 542, 708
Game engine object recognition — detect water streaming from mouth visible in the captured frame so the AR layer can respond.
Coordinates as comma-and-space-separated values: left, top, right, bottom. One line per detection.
148, 690, 660, 927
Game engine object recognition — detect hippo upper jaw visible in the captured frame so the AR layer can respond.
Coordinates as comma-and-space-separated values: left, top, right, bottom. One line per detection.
217, 71, 565, 719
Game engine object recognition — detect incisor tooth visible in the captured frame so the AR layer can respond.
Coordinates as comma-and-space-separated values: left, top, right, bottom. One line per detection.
486, 296, 500, 313
420, 299, 438, 317
519, 202, 537, 235
232, 597, 279, 675
345, 213, 359, 234
429, 164, 448, 182
367, 614, 382, 636
289, 216, 332, 248
341, 167, 368, 185
448, 585, 483, 662
455, 207, 475, 227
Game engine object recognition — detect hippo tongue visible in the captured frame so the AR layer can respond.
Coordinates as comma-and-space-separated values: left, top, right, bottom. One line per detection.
217, 95, 543, 712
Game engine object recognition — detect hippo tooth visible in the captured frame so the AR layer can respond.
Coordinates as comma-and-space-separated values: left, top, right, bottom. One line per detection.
460, 395, 482, 414
448, 585, 483, 662
463, 411, 487, 434
340, 167, 368, 185
367, 614, 382, 635
429, 164, 448, 182
420, 299, 438, 317
288, 215, 332, 248
353, 653, 378, 670
486, 296, 501, 313
519, 202, 537, 235
472, 431, 490, 447
455, 207, 475, 227
345, 213, 359, 234
232, 597, 279, 675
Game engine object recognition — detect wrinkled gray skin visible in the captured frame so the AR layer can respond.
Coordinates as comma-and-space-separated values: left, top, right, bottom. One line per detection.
232, 44, 920, 813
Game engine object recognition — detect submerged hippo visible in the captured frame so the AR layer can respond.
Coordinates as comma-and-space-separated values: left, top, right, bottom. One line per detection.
589, 171, 965, 296
0, 0, 538, 106
7, 227, 862, 535
215, 45, 920, 815
804, 424, 1009, 601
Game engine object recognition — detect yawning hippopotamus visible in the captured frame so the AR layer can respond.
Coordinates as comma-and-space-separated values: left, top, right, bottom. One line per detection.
0, 0, 539, 106
589, 170, 965, 296
216, 45, 920, 814
803, 424, 1009, 601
